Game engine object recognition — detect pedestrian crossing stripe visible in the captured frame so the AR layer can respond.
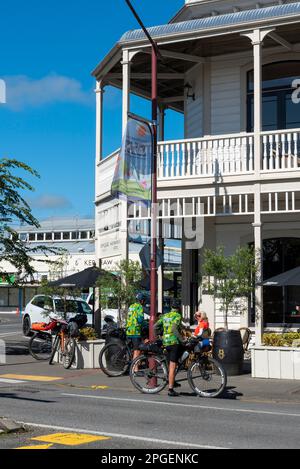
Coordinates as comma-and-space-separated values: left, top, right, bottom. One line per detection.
16, 444, 53, 450
0, 374, 62, 382
31, 433, 111, 446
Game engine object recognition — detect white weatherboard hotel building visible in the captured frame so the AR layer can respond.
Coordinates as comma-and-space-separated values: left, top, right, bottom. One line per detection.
94, 0, 300, 344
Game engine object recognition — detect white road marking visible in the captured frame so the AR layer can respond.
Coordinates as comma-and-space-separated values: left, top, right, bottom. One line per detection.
0, 332, 21, 338
61, 393, 300, 419
0, 378, 26, 384
18, 421, 226, 449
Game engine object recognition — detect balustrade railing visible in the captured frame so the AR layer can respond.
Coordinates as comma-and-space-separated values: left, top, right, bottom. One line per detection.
262, 129, 300, 171
158, 133, 254, 178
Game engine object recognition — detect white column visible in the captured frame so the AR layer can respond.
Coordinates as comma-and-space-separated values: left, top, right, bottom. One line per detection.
122, 49, 131, 134
158, 221, 164, 314
95, 81, 104, 264
182, 222, 192, 323
94, 80, 105, 335
95, 81, 104, 162
242, 28, 273, 176
242, 29, 273, 345
158, 106, 165, 314
120, 49, 131, 262
253, 185, 263, 346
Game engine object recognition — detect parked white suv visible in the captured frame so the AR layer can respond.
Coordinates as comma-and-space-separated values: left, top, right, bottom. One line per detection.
22, 295, 93, 336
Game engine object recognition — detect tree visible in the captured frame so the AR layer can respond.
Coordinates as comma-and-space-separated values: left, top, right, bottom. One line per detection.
97, 260, 143, 322
0, 158, 60, 282
201, 246, 257, 329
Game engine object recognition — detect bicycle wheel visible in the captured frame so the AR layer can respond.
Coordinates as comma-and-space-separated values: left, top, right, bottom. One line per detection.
99, 343, 131, 377
130, 355, 168, 395
62, 337, 76, 370
29, 332, 53, 361
188, 356, 227, 398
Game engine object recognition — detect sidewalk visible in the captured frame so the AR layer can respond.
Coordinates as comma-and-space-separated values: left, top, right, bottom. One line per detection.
1, 359, 300, 404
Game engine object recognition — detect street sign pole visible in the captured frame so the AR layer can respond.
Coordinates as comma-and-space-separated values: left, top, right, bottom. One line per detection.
150, 46, 158, 341
125, 0, 159, 341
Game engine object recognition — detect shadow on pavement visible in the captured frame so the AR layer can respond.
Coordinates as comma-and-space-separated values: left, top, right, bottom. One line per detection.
5, 341, 30, 356
0, 392, 55, 404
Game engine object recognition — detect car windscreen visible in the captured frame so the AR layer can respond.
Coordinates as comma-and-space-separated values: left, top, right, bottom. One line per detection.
54, 300, 92, 315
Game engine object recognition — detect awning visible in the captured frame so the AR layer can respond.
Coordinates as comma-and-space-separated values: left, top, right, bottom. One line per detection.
263, 266, 300, 287
49, 267, 112, 289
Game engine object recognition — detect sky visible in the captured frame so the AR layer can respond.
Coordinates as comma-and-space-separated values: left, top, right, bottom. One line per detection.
0, 0, 184, 221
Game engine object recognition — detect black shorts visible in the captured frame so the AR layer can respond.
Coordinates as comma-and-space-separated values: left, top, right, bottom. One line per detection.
166, 344, 183, 363
128, 337, 142, 351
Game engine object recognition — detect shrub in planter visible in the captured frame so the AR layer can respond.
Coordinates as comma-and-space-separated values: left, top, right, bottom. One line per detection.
263, 332, 300, 347
78, 328, 98, 342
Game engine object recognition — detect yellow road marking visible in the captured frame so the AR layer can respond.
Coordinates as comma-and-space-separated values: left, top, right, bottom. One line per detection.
31, 433, 111, 446
91, 385, 109, 390
16, 444, 53, 450
0, 374, 62, 382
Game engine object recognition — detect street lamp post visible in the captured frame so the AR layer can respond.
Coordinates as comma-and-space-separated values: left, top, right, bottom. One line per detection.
125, 0, 159, 341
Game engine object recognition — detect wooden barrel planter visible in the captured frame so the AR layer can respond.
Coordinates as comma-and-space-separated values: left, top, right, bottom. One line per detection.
213, 330, 244, 376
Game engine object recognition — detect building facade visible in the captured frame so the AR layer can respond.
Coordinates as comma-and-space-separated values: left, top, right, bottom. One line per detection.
94, 0, 300, 343
0, 218, 95, 313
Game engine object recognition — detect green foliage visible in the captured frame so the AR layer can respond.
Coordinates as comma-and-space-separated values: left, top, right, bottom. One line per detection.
202, 246, 257, 329
0, 158, 63, 282
38, 278, 81, 299
263, 333, 300, 347
38, 279, 83, 320
78, 327, 98, 342
97, 260, 142, 314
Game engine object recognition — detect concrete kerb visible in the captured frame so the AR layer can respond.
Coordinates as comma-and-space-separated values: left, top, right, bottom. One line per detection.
0, 418, 25, 435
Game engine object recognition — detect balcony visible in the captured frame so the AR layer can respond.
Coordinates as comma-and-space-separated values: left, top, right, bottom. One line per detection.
158, 128, 300, 180
96, 128, 300, 205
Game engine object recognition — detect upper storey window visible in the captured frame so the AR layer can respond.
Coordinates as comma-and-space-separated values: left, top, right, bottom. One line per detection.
247, 61, 300, 132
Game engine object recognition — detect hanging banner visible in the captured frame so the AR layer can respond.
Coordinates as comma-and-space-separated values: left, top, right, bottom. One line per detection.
111, 116, 152, 206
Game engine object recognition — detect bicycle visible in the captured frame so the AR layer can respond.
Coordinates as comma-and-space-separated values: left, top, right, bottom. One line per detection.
129, 337, 227, 398
29, 316, 84, 369
99, 328, 133, 377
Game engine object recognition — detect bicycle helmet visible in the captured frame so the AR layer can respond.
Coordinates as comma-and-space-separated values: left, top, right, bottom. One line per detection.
136, 293, 146, 302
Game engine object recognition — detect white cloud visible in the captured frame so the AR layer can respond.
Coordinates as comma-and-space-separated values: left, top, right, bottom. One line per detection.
4, 74, 92, 111
29, 194, 72, 210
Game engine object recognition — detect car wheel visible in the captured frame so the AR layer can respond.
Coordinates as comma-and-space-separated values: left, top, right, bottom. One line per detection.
23, 316, 32, 337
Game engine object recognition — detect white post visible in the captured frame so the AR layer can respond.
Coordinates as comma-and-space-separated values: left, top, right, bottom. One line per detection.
158, 105, 165, 314
94, 80, 104, 334
253, 186, 263, 346
95, 81, 104, 163
242, 29, 273, 345
158, 221, 164, 314
122, 49, 131, 134
95, 80, 104, 264
242, 28, 274, 176
120, 49, 131, 262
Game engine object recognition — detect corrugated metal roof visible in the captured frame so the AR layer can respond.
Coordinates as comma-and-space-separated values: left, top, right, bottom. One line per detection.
120, 2, 300, 43
27, 240, 95, 254
12, 218, 95, 233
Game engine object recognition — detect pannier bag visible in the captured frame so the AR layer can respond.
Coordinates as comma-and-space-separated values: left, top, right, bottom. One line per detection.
68, 321, 79, 338
139, 340, 163, 354
194, 339, 211, 354
68, 314, 88, 338
108, 327, 126, 342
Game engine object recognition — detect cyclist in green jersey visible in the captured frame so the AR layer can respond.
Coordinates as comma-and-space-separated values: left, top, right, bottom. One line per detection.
154, 302, 184, 397
126, 293, 146, 363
